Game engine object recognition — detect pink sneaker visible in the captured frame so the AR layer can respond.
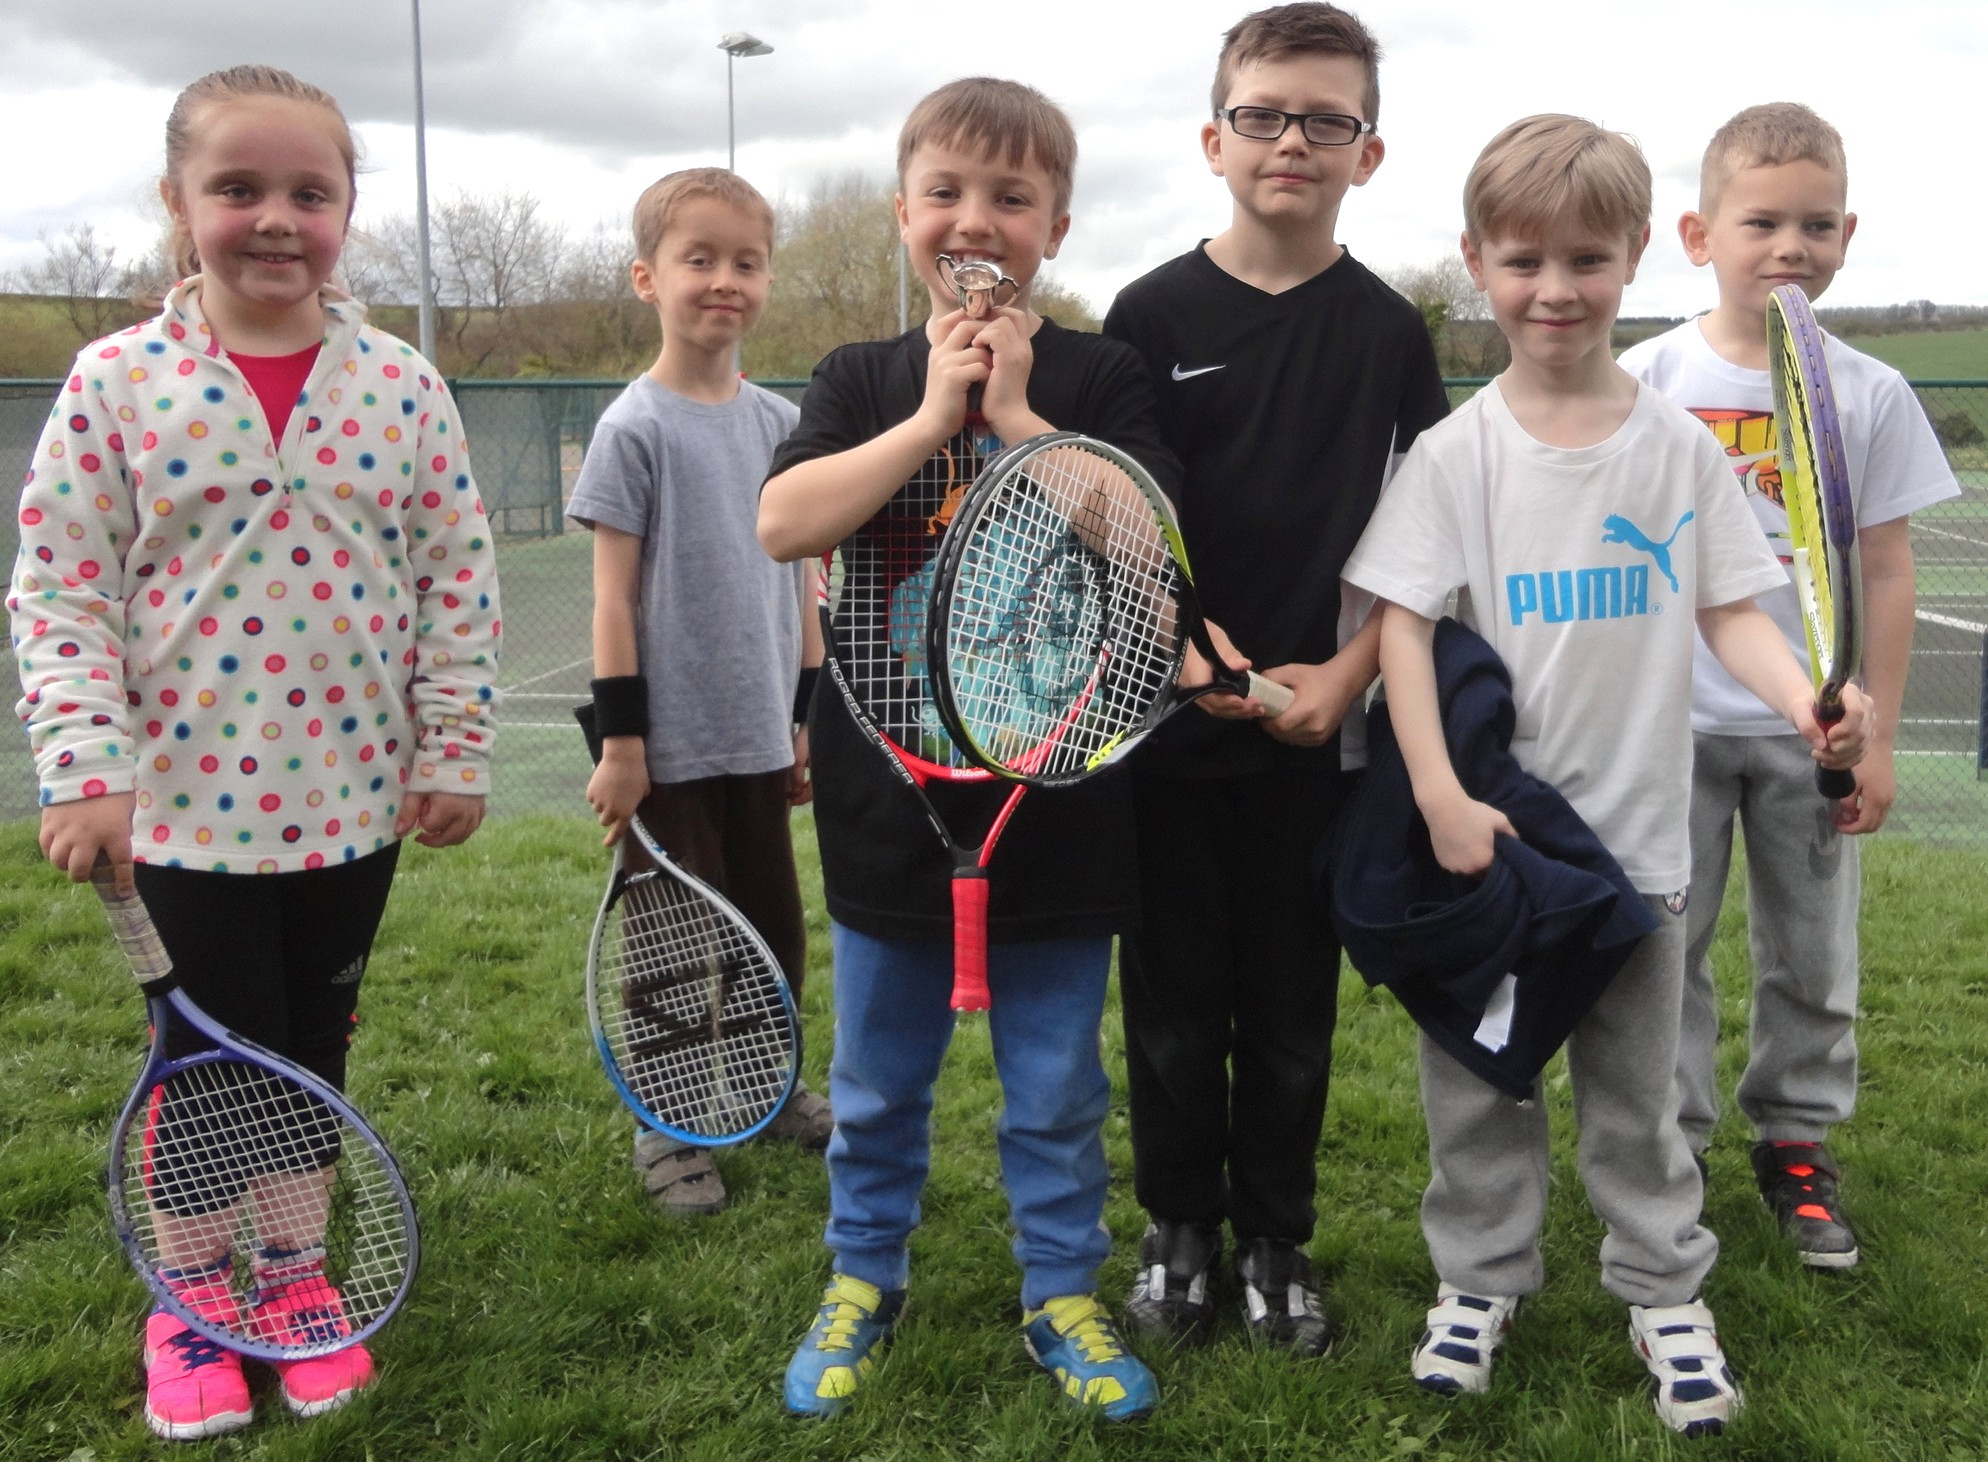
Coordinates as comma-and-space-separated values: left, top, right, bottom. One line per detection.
143, 1259, 254, 1441
248, 1252, 375, 1417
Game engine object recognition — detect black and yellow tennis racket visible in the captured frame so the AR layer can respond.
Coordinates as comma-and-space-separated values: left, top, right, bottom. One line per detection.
1768, 283, 1862, 800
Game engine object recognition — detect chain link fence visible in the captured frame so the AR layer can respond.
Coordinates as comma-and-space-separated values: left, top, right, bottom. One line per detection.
3, 376, 1986, 844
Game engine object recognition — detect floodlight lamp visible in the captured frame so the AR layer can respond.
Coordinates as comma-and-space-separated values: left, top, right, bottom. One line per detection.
717, 32, 774, 57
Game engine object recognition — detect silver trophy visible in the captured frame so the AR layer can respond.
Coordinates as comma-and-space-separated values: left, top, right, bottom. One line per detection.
936, 254, 1020, 320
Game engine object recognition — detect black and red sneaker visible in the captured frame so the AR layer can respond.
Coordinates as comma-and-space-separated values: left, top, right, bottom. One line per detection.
1750, 1141, 1859, 1269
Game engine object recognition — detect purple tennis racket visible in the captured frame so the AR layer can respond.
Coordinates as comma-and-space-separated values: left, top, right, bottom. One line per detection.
93, 862, 418, 1361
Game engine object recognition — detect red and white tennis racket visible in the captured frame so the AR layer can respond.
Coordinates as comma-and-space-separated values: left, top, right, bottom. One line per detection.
817, 436, 1044, 1013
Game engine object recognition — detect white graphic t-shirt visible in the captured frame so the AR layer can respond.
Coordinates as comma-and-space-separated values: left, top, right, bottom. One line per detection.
1620, 318, 1960, 736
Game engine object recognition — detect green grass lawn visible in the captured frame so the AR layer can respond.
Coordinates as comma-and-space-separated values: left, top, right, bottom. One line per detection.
4, 817, 1988, 1461
1851, 328, 1988, 380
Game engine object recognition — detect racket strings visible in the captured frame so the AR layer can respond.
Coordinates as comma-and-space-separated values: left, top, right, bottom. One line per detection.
599, 872, 794, 1138
942, 444, 1185, 778
825, 440, 983, 770
1774, 328, 1839, 668
118, 1057, 410, 1353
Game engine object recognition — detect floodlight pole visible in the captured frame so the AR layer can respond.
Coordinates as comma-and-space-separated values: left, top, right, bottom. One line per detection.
717, 32, 773, 172
411, 0, 436, 363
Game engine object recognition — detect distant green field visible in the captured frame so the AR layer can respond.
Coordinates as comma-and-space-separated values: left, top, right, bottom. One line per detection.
1849, 327, 1988, 379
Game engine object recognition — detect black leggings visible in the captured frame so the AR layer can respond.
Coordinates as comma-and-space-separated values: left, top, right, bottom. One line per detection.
133, 846, 401, 1093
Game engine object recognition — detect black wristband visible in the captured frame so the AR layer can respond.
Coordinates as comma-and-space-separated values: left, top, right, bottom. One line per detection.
590, 676, 650, 739
792, 666, 820, 726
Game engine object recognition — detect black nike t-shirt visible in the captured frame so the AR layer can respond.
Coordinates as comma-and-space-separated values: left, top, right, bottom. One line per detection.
1103, 246, 1450, 777
767, 319, 1180, 941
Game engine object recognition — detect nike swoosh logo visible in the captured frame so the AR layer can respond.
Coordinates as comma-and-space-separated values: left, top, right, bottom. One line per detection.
1171, 363, 1226, 380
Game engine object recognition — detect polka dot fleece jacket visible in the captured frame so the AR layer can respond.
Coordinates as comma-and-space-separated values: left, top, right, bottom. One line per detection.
9, 280, 501, 872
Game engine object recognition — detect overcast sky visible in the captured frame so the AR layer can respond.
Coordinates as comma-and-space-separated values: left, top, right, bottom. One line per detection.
3, 0, 1982, 322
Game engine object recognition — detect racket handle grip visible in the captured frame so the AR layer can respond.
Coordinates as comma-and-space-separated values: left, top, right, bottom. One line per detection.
1812, 698, 1855, 801
1246, 672, 1294, 717
950, 871, 992, 1013
89, 858, 173, 985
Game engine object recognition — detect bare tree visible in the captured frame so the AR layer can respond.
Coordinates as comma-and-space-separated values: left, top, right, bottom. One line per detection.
1381, 254, 1505, 376
4, 186, 1108, 379
6, 224, 150, 339
339, 214, 424, 307
748, 175, 909, 377
547, 227, 652, 377
426, 189, 567, 372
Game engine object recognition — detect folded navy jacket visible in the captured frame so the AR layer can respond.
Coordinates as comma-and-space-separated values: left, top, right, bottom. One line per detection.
1321, 618, 1659, 1099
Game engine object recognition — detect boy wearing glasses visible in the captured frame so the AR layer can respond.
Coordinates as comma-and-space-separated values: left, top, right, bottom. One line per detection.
1102, 2, 1447, 1353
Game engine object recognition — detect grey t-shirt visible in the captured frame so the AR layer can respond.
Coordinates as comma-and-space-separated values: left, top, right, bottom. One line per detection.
567, 375, 804, 784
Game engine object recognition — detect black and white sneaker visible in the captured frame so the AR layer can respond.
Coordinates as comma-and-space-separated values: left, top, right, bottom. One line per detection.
1123, 1219, 1220, 1346
1235, 1238, 1335, 1356
1751, 1141, 1859, 1269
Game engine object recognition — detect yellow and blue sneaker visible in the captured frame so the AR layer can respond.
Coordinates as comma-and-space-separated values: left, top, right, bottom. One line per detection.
1022, 1294, 1158, 1422
783, 1274, 904, 1417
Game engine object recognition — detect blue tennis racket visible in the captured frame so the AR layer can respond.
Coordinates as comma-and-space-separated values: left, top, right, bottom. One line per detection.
577, 708, 800, 1144
93, 862, 418, 1362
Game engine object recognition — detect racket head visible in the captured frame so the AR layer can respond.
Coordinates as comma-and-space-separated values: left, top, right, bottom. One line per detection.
1768, 284, 1863, 700
107, 991, 419, 1362
584, 818, 799, 1145
815, 438, 1006, 789
928, 433, 1194, 786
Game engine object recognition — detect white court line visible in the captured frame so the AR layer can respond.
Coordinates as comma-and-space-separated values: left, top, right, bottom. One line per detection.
1918, 609, 1988, 634
500, 656, 591, 692
1916, 521, 1988, 550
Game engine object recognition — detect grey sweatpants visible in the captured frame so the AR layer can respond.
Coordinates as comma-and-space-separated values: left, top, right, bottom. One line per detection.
1679, 731, 1860, 1152
1419, 897, 1717, 1307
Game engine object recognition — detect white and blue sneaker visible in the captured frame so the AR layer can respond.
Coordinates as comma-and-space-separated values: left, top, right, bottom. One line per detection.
1629, 1298, 1743, 1437
1411, 1284, 1520, 1395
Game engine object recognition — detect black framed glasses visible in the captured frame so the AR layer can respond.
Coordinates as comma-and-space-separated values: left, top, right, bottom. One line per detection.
1219, 106, 1375, 147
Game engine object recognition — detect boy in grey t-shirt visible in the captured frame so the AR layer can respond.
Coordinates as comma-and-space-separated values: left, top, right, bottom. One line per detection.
566, 168, 827, 1217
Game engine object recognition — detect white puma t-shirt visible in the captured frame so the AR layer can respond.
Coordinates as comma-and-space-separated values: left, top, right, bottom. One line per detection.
1344, 380, 1787, 892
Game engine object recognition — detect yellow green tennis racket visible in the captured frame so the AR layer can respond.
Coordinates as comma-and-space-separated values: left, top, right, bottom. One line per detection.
1768, 283, 1862, 800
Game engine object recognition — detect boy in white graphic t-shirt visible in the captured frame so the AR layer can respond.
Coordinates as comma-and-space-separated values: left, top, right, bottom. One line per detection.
1620, 103, 1959, 1271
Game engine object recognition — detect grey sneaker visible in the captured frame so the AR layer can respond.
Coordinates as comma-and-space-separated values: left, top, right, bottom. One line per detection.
633, 1128, 728, 1216
761, 1079, 834, 1151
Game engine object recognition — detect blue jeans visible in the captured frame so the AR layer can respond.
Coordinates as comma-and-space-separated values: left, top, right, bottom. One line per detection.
823, 922, 1113, 1310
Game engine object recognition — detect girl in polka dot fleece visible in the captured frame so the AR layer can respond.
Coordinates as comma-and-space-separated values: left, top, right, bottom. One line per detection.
8, 66, 500, 1441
